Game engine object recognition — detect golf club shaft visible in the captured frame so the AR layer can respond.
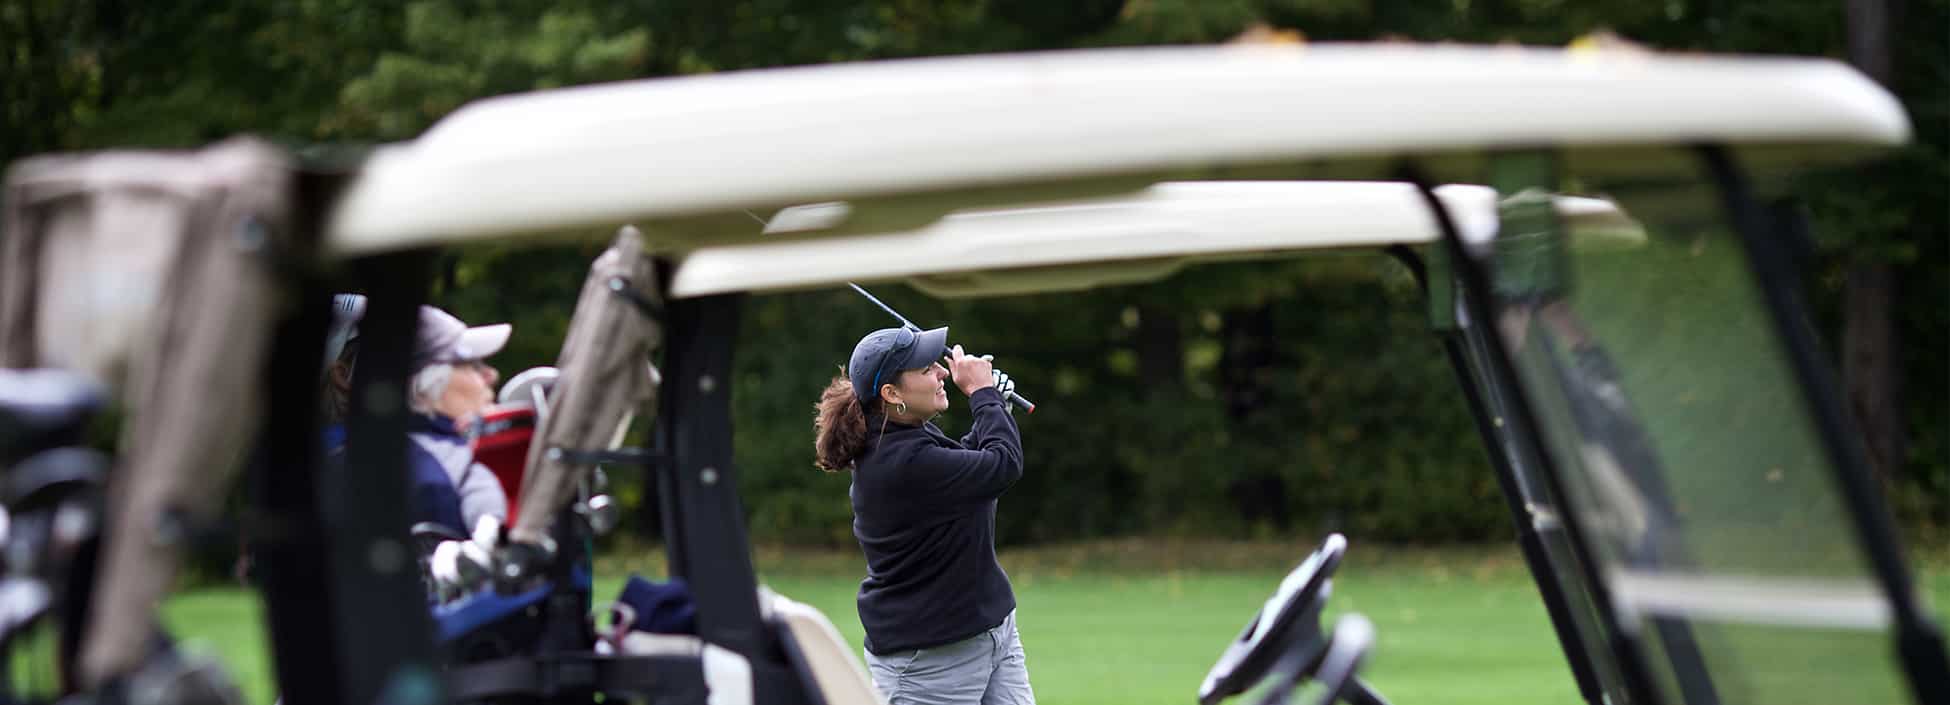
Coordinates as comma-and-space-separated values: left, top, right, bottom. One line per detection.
847, 283, 920, 331
846, 283, 1036, 414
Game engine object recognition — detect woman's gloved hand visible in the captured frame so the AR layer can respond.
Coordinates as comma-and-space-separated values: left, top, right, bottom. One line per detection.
992, 369, 1017, 413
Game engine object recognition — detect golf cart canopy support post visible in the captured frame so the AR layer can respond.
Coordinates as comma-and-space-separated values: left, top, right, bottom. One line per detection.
1407, 167, 1672, 705
655, 292, 771, 659
1396, 240, 1615, 705
334, 250, 446, 705
1441, 317, 1615, 705
244, 166, 366, 705
655, 290, 830, 702
1492, 150, 1727, 705
250, 268, 350, 705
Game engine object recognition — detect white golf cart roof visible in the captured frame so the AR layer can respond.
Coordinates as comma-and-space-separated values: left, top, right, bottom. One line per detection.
323, 43, 1906, 257
667, 182, 1642, 298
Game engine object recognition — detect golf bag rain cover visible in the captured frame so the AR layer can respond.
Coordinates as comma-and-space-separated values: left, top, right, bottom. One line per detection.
510, 226, 662, 544
1, 138, 297, 687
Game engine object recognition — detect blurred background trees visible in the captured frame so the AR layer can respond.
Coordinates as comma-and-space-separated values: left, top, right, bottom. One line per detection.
4, 0, 1943, 544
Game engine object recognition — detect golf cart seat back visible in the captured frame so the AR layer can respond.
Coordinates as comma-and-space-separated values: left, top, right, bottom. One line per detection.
764, 588, 887, 705
472, 403, 538, 526
470, 365, 569, 528
0, 137, 299, 687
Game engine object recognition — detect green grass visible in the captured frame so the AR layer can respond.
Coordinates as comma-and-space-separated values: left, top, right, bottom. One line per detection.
163, 540, 1950, 705
158, 589, 271, 704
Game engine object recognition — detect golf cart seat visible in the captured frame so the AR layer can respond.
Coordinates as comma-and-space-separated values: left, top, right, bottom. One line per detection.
472, 401, 539, 526
763, 588, 887, 705
0, 369, 104, 466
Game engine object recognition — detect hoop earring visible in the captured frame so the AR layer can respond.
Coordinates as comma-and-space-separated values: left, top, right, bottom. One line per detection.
895, 402, 908, 417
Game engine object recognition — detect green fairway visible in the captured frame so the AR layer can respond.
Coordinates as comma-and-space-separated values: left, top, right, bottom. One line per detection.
163, 541, 1950, 705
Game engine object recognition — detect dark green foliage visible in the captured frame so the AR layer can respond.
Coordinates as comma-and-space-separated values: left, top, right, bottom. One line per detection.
702, 256, 1508, 546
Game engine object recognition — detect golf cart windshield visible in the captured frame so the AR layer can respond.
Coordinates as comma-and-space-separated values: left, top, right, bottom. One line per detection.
1460, 147, 1915, 705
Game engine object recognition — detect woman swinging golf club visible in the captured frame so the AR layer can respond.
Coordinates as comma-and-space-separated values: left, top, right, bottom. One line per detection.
814, 326, 1035, 705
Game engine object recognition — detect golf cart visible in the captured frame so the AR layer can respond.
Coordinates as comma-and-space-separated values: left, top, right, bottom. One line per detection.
0, 42, 1942, 705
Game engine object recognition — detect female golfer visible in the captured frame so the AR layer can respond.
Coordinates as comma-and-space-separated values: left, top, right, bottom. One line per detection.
814, 326, 1034, 705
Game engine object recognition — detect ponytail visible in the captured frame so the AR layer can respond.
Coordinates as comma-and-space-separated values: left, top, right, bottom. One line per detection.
814, 377, 878, 471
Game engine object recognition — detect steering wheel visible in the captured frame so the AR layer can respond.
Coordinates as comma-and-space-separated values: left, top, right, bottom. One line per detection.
1197, 533, 1346, 705
1251, 614, 1387, 705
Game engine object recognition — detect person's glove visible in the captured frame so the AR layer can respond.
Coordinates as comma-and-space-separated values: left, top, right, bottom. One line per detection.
993, 369, 1016, 414
427, 515, 502, 602
428, 540, 492, 602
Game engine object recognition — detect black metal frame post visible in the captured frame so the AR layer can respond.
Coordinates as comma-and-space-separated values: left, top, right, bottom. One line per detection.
1441, 334, 1614, 705
1700, 145, 1950, 704
1459, 149, 1738, 704
654, 426, 689, 582
249, 278, 348, 705
655, 293, 769, 659
1403, 168, 1670, 705
330, 250, 443, 705
637, 259, 679, 550
1388, 245, 1613, 705
654, 291, 821, 704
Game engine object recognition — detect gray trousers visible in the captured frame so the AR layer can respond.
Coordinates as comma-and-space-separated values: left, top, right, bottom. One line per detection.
864, 610, 1035, 705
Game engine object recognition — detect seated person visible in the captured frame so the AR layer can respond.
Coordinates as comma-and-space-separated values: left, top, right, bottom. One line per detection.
409, 306, 698, 644
406, 305, 512, 533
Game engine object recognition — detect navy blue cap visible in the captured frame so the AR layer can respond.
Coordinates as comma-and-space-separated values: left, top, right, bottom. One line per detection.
847, 326, 948, 404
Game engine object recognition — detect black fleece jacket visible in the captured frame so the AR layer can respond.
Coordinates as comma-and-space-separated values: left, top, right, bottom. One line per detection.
850, 386, 1024, 655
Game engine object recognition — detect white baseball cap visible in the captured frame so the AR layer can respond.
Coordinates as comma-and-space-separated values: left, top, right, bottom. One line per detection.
414, 305, 511, 369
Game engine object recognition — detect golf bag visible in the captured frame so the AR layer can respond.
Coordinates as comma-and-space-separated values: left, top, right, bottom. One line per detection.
0, 139, 293, 702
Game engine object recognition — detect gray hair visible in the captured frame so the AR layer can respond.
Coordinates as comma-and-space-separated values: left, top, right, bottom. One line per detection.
409, 363, 454, 415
